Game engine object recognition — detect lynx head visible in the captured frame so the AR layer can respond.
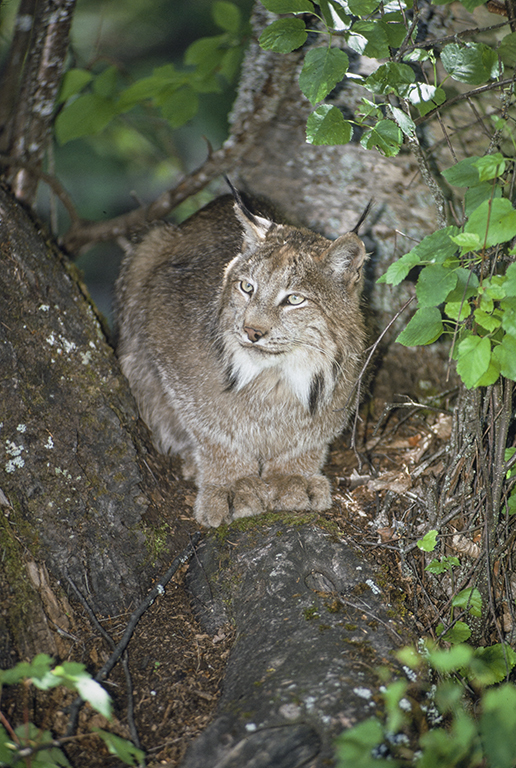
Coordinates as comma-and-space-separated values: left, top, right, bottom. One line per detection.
215, 189, 367, 413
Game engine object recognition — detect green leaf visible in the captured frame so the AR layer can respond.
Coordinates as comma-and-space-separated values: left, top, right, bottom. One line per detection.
306, 105, 352, 145
450, 232, 481, 252
441, 42, 501, 85
377, 250, 420, 285
220, 46, 244, 82
93, 66, 119, 99
473, 152, 506, 182
259, 18, 308, 52
417, 529, 438, 552
396, 306, 444, 346
465, 181, 502, 216
55, 93, 117, 144
503, 262, 516, 297
443, 156, 481, 187
493, 333, 516, 380
348, 0, 380, 13
473, 645, 516, 684
465, 197, 516, 248
335, 718, 389, 768
299, 47, 349, 105
160, 87, 199, 127
498, 31, 516, 66
425, 556, 460, 574
406, 82, 446, 116
456, 335, 491, 389
93, 729, 145, 766
501, 297, 516, 335
481, 684, 516, 768
360, 119, 402, 157
58, 68, 93, 103
428, 643, 474, 671
365, 62, 414, 97
184, 35, 225, 75
0, 725, 14, 764
351, 20, 389, 59
416, 264, 458, 307
261, 0, 314, 11
212, 1, 241, 33
117, 67, 182, 111
53, 663, 112, 718
452, 587, 482, 618
474, 308, 502, 332
439, 621, 473, 644
390, 106, 416, 138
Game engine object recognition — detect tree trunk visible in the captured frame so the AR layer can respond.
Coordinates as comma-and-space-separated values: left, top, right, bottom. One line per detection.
0, 184, 197, 660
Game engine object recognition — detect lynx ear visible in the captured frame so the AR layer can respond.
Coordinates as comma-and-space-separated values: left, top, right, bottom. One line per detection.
319, 232, 367, 288
225, 176, 273, 249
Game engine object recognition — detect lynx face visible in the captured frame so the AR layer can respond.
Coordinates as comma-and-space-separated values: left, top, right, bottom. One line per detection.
115, 191, 367, 527
217, 215, 366, 415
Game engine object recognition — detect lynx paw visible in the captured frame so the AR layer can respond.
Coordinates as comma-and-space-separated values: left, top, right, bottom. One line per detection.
231, 477, 268, 520
193, 477, 268, 527
269, 474, 332, 512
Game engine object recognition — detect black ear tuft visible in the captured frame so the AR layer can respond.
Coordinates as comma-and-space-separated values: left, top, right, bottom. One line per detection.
225, 176, 273, 248
351, 199, 374, 235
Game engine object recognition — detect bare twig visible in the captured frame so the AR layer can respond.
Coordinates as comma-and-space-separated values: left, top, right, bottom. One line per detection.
65, 531, 202, 737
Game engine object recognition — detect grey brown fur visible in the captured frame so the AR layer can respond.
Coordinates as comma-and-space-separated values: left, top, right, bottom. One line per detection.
115, 193, 366, 526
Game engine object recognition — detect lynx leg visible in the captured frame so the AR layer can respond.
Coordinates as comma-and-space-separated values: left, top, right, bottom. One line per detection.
262, 449, 332, 512
193, 445, 268, 526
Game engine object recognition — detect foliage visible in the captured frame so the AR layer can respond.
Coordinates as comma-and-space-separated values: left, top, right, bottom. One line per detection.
0, 655, 144, 767
335, 640, 516, 768
55, 1, 249, 144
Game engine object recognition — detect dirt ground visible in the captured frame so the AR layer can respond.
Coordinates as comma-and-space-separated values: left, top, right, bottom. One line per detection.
1, 357, 458, 767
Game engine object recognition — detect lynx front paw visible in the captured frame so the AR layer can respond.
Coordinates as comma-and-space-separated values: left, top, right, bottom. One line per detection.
269, 474, 332, 512
193, 477, 268, 527
231, 476, 268, 520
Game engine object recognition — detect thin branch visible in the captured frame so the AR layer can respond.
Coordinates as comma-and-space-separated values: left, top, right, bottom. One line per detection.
61, 51, 301, 254
65, 531, 202, 737
0, 153, 80, 223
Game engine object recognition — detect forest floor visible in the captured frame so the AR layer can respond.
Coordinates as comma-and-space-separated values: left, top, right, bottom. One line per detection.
1, 366, 456, 767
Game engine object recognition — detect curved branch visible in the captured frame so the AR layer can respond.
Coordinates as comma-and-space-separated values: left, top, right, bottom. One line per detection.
62, 48, 301, 255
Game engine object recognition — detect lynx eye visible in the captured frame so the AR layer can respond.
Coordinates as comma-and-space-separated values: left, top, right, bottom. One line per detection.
239, 280, 254, 295
286, 293, 305, 306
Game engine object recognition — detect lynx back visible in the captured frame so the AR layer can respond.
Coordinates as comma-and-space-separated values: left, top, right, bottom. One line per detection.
115, 192, 366, 526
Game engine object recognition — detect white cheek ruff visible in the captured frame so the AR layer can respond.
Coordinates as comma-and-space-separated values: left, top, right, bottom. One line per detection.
228, 343, 332, 412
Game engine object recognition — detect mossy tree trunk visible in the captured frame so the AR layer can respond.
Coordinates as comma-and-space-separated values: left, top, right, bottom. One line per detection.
0, 185, 196, 661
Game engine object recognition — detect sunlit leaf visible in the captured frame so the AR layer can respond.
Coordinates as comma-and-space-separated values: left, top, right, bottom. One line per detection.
396, 306, 444, 346
441, 42, 501, 85
306, 105, 352, 145
466, 198, 516, 248
417, 529, 438, 552
259, 18, 307, 53
360, 119, 402, 157
456, 335, 491, 389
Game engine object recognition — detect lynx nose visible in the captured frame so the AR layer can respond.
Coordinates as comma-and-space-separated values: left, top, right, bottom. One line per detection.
244, 325, 265, 343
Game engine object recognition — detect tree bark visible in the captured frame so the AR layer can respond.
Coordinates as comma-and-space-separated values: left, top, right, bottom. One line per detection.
0, 184, 197, 659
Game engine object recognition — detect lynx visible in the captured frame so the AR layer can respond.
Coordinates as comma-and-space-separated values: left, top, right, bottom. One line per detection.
115, 188, 367, 527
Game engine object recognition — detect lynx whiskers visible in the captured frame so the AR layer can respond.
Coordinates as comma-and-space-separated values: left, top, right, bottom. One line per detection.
115, 187, 367, 526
